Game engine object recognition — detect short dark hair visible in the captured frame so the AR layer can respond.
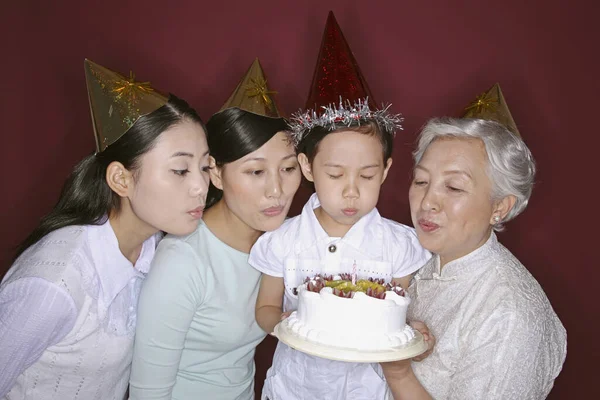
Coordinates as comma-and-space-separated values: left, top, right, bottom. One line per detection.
205, 107, 289, 208
297, 119, 394, 163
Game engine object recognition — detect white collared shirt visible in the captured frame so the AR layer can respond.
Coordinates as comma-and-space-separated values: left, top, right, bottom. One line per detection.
0, 219, 158, 400
408, 233, 567, 399
249, 193, 431, 400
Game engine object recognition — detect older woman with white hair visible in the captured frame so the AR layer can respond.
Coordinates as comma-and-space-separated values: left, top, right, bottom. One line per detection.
381, 118, 567, 399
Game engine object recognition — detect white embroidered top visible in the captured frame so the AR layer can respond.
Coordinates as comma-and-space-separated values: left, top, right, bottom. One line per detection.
408, 233, 567, 400
249, 194, 431, 400
0, 220, 157, 400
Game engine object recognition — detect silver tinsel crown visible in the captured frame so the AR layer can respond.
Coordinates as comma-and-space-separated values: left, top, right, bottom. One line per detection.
288, 97, 404, 146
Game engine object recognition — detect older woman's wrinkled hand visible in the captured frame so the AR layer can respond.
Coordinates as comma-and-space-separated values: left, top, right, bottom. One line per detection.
380, 357, 433, 400
409, 320, 436, 361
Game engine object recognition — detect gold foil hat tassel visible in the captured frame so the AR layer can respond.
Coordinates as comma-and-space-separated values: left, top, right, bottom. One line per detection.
462, 83, 521, 137
84, 59, 169, 152
218, 58, 282, 118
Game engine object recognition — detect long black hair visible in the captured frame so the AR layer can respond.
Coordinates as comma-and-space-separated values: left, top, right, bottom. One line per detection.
15, 95, 205, 259
205, 107, 289, 208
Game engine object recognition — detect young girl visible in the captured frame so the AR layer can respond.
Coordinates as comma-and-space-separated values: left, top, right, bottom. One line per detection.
249, 100, 432, 399
0, 60, 210, 399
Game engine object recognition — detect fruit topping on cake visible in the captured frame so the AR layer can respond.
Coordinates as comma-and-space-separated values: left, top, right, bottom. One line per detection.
295, 274, 405, 299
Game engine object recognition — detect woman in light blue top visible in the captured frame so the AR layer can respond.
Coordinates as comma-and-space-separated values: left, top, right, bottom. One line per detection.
129, 107, 302, 400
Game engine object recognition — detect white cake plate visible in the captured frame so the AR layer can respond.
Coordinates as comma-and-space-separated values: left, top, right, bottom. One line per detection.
272, 322, 428, 363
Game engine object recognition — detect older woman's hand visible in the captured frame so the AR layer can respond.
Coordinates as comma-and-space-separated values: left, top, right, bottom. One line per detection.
380, 320, 435, 376
380, 358, 432, 400
380, 358, 412, 380
378, 321, 435, 399
409, 320, 435, 361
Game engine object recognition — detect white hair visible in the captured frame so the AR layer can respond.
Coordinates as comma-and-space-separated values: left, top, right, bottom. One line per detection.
413, 117, 536, 231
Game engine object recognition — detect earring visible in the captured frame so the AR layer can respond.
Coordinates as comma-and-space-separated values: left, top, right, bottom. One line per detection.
493, 215, 500, 223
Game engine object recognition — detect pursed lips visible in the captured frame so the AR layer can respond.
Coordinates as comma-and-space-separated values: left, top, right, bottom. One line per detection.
417, 217, 440, 232
262, 205, 284, 216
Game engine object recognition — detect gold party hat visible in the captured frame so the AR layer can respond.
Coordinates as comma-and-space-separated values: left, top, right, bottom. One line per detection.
219, 58, 281, 118
84, 59, 169, 152
462, 83, 521, 137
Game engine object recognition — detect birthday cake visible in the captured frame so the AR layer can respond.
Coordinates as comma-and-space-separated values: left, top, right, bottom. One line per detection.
281, 274, 416, 351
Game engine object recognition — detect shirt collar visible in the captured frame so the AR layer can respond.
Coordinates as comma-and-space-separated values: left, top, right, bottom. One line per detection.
87, 219, 157, 307
417, 232, 499, 280
294, 193, 384, 257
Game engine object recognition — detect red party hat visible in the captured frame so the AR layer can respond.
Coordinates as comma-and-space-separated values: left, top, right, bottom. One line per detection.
290, 12, 403, 146
305, 11, 376, 110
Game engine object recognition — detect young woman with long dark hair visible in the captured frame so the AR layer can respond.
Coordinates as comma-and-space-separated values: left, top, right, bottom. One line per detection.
0, 60, 210, 400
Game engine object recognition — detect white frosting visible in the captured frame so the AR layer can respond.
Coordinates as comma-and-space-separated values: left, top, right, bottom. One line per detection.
282, 282, 415, 351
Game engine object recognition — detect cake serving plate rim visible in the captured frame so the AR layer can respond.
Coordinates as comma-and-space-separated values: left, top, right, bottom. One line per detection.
273, 322, 428, 363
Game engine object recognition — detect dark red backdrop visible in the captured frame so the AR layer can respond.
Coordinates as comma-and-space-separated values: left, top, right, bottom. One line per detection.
1, 1, 597, 398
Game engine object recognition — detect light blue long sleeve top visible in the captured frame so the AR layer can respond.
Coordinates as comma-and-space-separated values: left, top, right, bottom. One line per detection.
129, 220, 266, 400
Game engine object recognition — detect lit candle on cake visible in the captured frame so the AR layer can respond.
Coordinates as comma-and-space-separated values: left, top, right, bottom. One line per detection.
352, 260, 357, 285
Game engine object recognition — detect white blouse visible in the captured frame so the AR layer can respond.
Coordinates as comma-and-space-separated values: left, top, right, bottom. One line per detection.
249, 193, 431, 400
0, 220, 157, 400
408, 233, 567, 399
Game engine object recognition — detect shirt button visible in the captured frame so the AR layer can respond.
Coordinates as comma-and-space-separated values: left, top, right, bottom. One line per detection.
328, 244, 337, 253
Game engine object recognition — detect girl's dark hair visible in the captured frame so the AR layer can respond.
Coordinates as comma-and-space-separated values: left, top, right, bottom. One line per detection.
297, 120, 394, 163
205, 107, 289, 208
15, 95, 205, 259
